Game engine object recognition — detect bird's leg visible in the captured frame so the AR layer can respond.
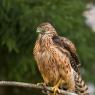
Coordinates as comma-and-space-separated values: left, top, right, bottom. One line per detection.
51, 79, 62, 95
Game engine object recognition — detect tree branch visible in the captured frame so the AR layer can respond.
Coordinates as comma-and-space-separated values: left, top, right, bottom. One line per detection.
0, 81, 77, 95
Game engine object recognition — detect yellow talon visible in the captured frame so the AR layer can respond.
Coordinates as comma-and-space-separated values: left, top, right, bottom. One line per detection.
51, 86, 60, 95
51, 79, 62, 95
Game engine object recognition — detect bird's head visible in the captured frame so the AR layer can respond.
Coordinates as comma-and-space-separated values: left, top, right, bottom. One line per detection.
36, 22, 57, 35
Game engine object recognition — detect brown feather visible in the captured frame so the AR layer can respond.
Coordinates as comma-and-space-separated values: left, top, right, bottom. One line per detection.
33, 22, 89, 95
52, 36, 81, 74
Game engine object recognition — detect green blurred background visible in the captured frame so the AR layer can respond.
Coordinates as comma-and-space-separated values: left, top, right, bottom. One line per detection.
0, 0, 95, 95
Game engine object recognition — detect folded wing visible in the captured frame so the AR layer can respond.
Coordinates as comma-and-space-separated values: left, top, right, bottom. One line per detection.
52, 36, 81, 74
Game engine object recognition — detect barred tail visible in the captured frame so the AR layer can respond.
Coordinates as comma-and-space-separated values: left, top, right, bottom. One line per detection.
74, 71, 89, 95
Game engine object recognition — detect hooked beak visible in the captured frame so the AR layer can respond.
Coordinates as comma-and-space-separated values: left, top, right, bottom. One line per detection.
36, 28, 45, 36
36, 28, 42, 33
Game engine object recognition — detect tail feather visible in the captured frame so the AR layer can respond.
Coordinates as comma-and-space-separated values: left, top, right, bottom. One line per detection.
74, 71, 89, 95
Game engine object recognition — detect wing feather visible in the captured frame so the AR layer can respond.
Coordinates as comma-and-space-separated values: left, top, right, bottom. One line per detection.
52, 35, 81, 74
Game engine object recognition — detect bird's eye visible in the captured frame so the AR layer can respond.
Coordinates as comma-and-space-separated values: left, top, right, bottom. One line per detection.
42, 29, 45, 32
40, 30, 45, 35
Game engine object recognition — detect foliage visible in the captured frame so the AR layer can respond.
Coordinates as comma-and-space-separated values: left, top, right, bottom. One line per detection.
0, 0, 95, 94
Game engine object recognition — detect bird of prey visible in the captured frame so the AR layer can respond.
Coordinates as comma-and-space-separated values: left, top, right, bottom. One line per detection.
33, 22, 89, 95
